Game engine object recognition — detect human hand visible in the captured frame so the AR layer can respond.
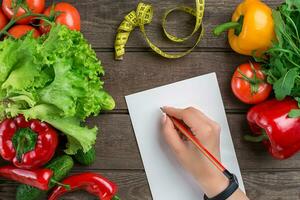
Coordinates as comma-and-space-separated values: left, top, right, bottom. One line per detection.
161, 107, 249, 200
161, 106, 228, 197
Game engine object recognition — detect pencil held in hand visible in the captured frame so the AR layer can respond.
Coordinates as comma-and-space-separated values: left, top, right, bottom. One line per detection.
161, 107, 226, 173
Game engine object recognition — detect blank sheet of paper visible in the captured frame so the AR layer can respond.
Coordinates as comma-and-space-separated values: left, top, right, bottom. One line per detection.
125, 72, 245, 200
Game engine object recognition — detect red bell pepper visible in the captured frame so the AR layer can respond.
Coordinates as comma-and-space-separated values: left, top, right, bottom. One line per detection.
48, 172, 120, 200
0, 115, 58, 169
246, 98, 300, 159
0, 165, 53, 190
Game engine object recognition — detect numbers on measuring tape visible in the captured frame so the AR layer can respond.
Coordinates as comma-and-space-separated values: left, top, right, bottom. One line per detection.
114, 0, 205, 60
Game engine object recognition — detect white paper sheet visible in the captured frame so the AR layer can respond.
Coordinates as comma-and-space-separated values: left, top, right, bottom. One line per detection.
125, 72, 245, 200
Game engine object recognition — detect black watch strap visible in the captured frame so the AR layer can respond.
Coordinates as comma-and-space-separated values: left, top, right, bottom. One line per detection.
203, 170, 239, 200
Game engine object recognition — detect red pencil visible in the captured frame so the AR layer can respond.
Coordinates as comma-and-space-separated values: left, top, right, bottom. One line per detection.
162, 109, 232, 178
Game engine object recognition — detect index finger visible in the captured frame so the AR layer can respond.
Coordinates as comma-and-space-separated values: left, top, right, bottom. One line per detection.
162, 106, 215, 131
162, 106, 209, 122
161, 107, 185, 120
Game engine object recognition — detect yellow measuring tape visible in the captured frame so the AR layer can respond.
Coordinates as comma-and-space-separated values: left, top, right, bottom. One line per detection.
114, 0, 205, 60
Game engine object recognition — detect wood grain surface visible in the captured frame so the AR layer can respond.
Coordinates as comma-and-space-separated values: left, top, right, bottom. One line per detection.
1, 0, 297, 200
98, 52, 250, 111
48, 0, 282, 50
1, 170, 300, 200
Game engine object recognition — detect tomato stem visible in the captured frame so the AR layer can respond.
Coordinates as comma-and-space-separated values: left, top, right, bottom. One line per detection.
237, 61, 265, 95
0, 13, 48, 38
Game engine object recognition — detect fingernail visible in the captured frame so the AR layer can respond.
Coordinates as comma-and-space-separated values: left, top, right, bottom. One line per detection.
161, 113, 167, 124
160, 107, 164, 112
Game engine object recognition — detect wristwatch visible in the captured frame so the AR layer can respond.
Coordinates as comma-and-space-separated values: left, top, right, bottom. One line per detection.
203, 170, 239, 200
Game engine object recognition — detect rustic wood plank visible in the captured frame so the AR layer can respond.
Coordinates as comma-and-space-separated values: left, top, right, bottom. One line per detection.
92, 114, 300, 170
2, 113, 299, 170
99, 51, 252, 110
48, 0, 282, 50
1, 169, 300, 200
244, 170, 300, 200
0, 170, 151, 200
85, 114, 144, 170
0, 1, 296, 199
86, 114, 300, 170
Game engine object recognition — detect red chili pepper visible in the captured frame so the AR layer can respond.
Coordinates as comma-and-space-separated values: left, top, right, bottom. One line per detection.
246, 98, 300, 159
0, 115, 58, 169
0, 165, 53, 190
48, 172, 120, 200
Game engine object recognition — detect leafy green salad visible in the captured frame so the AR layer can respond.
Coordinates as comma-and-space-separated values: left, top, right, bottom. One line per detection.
0, 24, 115, 154
261, 0, 300, 116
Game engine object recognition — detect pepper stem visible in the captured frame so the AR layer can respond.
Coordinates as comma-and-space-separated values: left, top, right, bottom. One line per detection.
244, 130, 269, 143
112, 196, 121, 200
50, 179, 71, 190
12, 128, 38, 163
213, 16, 244, 36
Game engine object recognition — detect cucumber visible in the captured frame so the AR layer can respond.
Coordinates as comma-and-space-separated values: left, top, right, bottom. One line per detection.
15, 185, 44, 200
16, 155, 74, 200
74, 147, 96, 166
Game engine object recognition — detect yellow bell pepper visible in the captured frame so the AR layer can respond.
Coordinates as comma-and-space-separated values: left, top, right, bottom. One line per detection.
213, 0, 275, 56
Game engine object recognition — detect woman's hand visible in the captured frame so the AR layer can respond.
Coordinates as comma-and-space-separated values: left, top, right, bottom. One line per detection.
161, 106, 249, 199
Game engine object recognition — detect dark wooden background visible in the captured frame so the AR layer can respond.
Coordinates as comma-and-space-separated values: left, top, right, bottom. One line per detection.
1, 0, 300, 199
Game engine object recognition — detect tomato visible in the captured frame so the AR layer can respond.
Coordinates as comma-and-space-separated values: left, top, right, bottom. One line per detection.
0, 9, 8, 30
8, 25, 40, 38
40, 2, 80, 33
2, 0, 45, 24
231, 62, 272, 104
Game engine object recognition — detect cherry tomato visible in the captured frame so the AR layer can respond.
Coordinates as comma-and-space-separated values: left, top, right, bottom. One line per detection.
231, 62, 272, 104
2, 0, 45, 24
40, 2, 80, 33
8, 25, 40, 38
0, 9, 8, 30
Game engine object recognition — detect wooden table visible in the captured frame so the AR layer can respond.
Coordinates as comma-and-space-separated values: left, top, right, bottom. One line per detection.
1, 0, 300, 199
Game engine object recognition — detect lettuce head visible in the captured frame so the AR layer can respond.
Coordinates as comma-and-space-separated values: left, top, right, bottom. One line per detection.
0, 25, 115, 154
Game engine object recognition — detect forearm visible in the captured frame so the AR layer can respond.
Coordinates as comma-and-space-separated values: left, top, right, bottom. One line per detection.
161, 107, 250, 200
228, 189, 249, 200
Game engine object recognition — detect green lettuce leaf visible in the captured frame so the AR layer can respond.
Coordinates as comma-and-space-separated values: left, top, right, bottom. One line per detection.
0, 25, 115, 154
6, 104, 97, 154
